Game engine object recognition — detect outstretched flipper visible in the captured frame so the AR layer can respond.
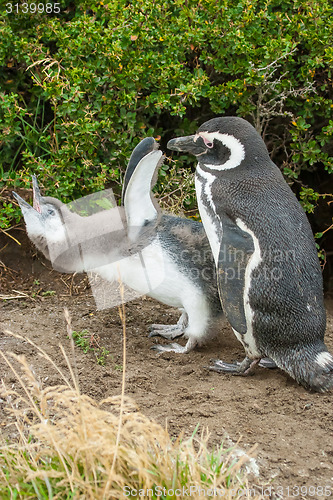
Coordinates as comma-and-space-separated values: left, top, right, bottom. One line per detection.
122, 138, 164, 241
122, 138, 158, 199
122, 140, 196, 347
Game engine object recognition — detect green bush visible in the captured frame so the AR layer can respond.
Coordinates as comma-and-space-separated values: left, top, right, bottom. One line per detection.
0, 0, 332, 247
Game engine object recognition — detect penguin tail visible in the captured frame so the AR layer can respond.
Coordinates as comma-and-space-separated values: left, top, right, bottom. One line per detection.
274, 342, 333, 393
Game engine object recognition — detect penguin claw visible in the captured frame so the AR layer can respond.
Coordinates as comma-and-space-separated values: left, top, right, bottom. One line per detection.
149, 323, 172, 331
207, 359, 243, 374
148, 324, 184, 340
258, 357, 277, 369
207, 357, 260, 376
151, 342, 187, 354
150, 337, 198, 354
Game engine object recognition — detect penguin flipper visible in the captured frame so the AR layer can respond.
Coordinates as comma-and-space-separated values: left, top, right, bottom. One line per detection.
217, 217, 255, 334
121, 137, 158, 203
123, 144, 164, 238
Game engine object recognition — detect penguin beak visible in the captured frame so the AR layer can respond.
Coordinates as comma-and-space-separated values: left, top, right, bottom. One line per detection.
167, 135, 206, 156
32, 175, 42, 214
12, 191, 32, 211
12, 175, 42, 214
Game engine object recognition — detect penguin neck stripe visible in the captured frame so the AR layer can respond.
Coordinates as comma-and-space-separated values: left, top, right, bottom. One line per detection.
198, 132, 245, 171
195, 166, 221, 265
196, 165, 216, 183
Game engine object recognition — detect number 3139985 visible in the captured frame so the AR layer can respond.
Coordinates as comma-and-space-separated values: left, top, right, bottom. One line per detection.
6, 3, 60, 13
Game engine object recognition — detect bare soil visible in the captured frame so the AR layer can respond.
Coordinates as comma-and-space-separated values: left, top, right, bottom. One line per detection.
1, 231, 333, 497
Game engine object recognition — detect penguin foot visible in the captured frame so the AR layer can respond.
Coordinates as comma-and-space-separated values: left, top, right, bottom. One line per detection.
148, 311, 188, 340
258, 357, 277, 369
207, 357, 260, 376
151, 337, 197, 354
148, 324, 184, 340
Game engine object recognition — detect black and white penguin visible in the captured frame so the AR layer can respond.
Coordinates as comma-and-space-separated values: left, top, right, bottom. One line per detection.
167, 116, 333, 392
13, 138, 224, 354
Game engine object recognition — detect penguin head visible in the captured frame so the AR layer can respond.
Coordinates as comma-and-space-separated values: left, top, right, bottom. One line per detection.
13, 176, 67, 248
167, 117, 270, 172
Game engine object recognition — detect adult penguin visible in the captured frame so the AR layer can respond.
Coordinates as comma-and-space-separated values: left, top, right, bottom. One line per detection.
168, 116, 332, 392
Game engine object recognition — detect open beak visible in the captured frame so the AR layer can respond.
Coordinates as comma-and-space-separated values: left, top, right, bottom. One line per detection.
32, 175, 42, 214
12, 191, 32, 210
12, 175, 42, 213
167, 135, 206, 155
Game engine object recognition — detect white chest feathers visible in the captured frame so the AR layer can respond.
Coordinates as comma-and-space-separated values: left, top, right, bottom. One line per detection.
195, 166, 221, 265
89, 237, 201, 310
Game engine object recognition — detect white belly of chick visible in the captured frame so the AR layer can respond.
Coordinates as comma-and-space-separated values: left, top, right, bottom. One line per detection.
92, 237, 199, 309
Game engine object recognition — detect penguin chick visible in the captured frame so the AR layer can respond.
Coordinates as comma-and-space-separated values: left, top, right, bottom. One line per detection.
168, 117, 332, 392
13, 175, 129, 274
13, 139, 223, 354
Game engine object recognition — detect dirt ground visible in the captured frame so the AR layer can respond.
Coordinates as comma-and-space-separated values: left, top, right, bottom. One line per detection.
1, 230, 333, 497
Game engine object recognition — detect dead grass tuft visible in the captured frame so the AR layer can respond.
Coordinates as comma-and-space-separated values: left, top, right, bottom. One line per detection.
0, 317, 262, 499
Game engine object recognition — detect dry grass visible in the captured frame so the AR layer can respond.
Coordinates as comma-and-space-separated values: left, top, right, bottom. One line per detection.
0, 310, 262, 499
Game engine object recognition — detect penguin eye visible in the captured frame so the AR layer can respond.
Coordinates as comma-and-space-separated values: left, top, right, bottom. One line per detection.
202, 136, 214, 148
